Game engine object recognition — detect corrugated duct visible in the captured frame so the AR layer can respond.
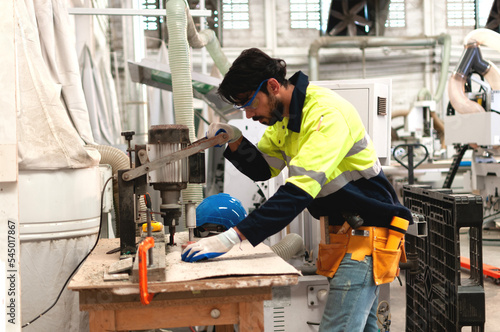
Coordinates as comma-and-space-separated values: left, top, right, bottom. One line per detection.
165, 0, 231, 205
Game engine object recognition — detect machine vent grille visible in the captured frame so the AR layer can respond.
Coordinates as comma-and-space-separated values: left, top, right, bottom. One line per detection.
272, 307, 286, 332
377, 97, 387, 115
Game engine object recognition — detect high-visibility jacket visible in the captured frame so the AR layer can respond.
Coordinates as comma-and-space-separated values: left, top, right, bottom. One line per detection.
224, 71, 412, 246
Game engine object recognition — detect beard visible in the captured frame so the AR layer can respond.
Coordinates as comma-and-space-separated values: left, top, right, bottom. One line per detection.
255, 94, 284, 126
252, 95, 285, 126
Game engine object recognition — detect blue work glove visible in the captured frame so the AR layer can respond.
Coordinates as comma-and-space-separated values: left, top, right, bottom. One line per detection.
181, 228, 241, 262
206, 123, 242, 145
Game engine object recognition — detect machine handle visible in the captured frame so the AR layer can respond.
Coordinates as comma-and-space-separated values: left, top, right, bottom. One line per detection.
138, 237, 155, 305
392, 143, 429, 185
393, 143, 429, 170
122, 132, 229, 181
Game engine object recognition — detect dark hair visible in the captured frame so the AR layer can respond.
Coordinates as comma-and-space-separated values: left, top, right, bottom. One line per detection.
217, 48, 288, 105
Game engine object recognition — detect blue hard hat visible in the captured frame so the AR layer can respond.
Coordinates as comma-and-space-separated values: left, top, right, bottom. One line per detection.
195, 193, 247, 236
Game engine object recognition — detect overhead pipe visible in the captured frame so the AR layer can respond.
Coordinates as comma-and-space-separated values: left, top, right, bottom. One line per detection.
308, 34, 452, 104
185, 8, 231, 75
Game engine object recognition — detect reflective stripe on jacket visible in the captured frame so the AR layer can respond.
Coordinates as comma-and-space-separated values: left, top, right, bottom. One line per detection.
258, 83, 380, 199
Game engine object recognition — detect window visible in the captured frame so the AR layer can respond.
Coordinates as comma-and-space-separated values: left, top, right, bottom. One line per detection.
142, 0, 161, 31
222, 0, 249, 29
290, 0, 321, 29
447, 0, 475, 27
385, 0, 406, 28
478, 0, 495, 27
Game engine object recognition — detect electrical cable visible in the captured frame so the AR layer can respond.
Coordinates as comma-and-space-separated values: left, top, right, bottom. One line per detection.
22, 176, 114, 328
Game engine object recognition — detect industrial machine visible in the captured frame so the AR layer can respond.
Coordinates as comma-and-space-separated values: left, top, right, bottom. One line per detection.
114, 125, 229, 285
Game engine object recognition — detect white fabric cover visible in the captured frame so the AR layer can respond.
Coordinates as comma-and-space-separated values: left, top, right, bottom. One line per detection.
15, 0, 99, 169
80, 45, 123, 145
20, 235, 96, 332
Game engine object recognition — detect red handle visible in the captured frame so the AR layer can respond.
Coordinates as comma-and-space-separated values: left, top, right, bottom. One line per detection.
138, 237, 155, 305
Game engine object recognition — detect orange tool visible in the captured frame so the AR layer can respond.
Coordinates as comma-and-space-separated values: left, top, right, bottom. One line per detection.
138, 237, 155, 305
386, 216, 409, 250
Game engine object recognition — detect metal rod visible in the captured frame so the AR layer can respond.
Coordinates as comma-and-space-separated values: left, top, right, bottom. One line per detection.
147, 208, 153, 266
67, 8, 211, 17
122, 133, 229, 181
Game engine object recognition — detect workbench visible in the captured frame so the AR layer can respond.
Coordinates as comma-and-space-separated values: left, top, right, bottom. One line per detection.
69, 235, 300, 331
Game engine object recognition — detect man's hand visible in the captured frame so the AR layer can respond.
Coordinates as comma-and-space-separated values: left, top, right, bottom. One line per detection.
181, 228, 241, 262
206, 123, 242, 144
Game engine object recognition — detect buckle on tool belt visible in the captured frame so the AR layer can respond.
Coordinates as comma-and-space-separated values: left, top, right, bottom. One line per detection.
351, 229, 369, 237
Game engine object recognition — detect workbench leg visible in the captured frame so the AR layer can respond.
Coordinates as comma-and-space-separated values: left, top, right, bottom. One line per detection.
215, 325, 234, 332
238, 301, 264, 332
89, 309, 125, 332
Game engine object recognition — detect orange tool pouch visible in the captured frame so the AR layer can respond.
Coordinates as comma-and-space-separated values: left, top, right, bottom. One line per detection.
372, 227, 406, 285
316, 225, 406, 285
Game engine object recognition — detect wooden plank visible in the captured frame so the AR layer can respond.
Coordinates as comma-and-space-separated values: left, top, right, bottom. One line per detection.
79, 287, 271, 311
320, 216, 329, 244
89, 310, 118, 331
130, 241, 166, 282
71, 270, 298, 293
114, 302, 239, 330
239, 301, 264, 332
216, 325, 235, 332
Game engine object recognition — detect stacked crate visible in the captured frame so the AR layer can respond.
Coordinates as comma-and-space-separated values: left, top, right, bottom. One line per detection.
403, 185, 485, 332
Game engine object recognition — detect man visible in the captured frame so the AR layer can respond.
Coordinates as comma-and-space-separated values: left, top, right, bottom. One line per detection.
182, 48, 412, 331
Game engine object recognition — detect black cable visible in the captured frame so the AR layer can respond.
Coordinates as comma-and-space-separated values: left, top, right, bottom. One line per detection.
22, 176, 114, 328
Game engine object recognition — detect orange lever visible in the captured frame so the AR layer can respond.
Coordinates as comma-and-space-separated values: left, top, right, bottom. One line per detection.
138, 237, 155, 305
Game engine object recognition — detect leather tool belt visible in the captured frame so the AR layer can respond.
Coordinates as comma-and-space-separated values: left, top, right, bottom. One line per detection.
316, 224, 406, 285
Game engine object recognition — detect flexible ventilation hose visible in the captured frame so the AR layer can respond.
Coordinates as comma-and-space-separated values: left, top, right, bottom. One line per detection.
449, 29, 500, 114
185, 8, 231, 75
93, 145, 148, 235
165, 0, 203, 205
271, 233, 305, 262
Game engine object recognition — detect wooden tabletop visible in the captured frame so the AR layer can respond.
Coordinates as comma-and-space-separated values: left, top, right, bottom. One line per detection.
69, 235, 300, 295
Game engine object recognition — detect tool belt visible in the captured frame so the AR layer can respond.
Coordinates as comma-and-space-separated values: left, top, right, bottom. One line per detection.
316, 225, 406, 285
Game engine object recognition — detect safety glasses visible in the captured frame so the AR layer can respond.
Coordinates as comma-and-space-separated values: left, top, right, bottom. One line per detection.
234, 79, 269, 111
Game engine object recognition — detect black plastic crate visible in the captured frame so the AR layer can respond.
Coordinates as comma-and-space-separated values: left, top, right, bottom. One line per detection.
403, 185, 485, 332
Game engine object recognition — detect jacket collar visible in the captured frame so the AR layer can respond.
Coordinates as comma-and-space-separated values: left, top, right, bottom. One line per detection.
287, 71, 309, 133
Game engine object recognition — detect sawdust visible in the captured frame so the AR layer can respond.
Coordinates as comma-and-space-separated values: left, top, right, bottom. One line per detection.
166, 232, 300, 282
69, 232, 300, 291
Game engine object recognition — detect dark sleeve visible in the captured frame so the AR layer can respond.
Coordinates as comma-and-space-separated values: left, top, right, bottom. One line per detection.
236, 182, 314, 246
223, 136, 272, 181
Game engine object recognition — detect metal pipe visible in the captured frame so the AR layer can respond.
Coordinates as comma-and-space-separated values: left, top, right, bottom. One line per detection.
308, 35, 450, 94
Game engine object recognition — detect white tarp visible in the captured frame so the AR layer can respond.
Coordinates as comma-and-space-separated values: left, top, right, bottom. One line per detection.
80, 45, 123, 145
21, 235, 96, 332
16, 0, 99, 169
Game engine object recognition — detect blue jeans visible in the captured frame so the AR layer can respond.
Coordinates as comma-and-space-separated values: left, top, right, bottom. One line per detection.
319, 253, 379, 332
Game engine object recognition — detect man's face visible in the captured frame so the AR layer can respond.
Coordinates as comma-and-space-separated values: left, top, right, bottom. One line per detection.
244, 92, 284, 126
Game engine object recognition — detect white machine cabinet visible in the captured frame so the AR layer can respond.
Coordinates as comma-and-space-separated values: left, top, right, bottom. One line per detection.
312, 79, 392, 166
